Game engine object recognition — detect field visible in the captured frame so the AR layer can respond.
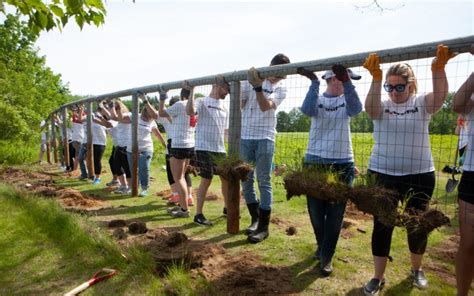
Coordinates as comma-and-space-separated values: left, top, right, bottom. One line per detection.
0, 133, 466, 295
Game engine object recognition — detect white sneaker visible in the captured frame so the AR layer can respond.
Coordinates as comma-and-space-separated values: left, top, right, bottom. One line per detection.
171, 209, 190, 218
138, 190, 148, 197
167, 206, 181, 214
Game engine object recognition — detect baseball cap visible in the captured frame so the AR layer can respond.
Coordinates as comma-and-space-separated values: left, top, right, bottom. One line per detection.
322, 69, 362, 80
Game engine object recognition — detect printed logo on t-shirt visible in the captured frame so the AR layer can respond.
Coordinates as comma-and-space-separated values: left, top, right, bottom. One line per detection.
318, 102, 345, 112
263, 88, 273, 94
384, 107, 419, 116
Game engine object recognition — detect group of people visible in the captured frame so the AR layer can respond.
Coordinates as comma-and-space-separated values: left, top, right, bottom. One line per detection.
42, 45, 472, 295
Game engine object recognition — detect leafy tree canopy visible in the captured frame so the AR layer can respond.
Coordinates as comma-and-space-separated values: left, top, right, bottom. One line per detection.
1, 0, 106, 35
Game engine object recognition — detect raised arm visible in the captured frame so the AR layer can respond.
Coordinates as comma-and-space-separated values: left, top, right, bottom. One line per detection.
453, 72, 474, 115
183, 81, 196, 116
332, 64, 363, 117
297, 67, 320, 117
247, 67, 275, 112
363, 53, 383, 119
425, 44, 457, 114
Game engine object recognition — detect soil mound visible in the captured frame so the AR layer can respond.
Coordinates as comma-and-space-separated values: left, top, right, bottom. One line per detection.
122, 228, 297, 294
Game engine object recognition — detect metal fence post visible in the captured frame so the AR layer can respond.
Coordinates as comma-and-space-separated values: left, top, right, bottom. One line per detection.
61, 108, 70, 168
227, 81, 242, 234
131, 93, 139, 196
86, 102, 95, 179
46, 123, 51, 164
51, 115, 58, 163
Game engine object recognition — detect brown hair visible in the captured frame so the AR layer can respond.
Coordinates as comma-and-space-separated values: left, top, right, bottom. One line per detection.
386, 63, 417, 95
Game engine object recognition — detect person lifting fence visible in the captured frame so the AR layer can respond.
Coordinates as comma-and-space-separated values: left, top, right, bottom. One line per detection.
297, 64, 363, 277
120, 93, 167, 197
99, 100, 133, 194
362, 44, 456, 295
452, 69, 474, 296
157, 86, 196, 218
240, 53, 290, 244
186, 76, 231, 226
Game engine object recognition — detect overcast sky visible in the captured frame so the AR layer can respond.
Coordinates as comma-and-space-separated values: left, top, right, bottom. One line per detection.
32, 0, 473, 109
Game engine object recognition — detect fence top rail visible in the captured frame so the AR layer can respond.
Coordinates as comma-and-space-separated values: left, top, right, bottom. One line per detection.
53, 35, 473, 114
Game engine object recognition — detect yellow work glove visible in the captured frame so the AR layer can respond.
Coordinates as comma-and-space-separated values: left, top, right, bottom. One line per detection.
247, 67, 263, 88
431, 44, 457, 72
363, 53, 383, 81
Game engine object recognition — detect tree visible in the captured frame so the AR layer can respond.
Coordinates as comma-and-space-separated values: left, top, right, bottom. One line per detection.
1, 0, 106, 34
277, 111, 291, 132
0, 14, 69, 141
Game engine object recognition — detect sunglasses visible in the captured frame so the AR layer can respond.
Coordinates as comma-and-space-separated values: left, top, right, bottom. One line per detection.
384, 83, 407, 93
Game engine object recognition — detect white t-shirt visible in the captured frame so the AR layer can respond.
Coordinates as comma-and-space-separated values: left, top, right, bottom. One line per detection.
108, 120, 120, 146
114, 112, 131, 147
369, 94, 435, 176
71, 122, 84, 142
92, 121, 107, 146
306, 95, 353, 160
195, 96, 228, 153
459, 125, 469, 149
166, 100, 195, 148
240, 80, 287, 141
126, 117, 157, 153
462, 106, 474, 171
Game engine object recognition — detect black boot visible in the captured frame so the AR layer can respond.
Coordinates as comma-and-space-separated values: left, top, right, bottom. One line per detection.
245, 203, 259, 235
248, 208, 271, 244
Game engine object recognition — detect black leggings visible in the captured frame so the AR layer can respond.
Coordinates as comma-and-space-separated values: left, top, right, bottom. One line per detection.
93, 144, 106, 175
66, 141, 75, 171
109, 146, 122, 176
114, 146, 131, 178
166, 139, 192, 186
369, 170, 435, 256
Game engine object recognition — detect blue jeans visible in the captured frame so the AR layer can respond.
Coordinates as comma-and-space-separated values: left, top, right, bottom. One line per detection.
127, 150, 153, 190
78, 144, 88, 178
304, 162, 355, 264
240, 139, 275, 211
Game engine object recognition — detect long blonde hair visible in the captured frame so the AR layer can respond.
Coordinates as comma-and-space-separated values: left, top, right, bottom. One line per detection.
386, 63, 417, 96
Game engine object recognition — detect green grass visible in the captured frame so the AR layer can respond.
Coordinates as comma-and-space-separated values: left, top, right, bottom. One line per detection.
0, 132, 463, 295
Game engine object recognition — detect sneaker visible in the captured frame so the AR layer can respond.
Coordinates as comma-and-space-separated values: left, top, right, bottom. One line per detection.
187, 197, 194, 206
320, 260, 333, 277
167, 194, 180, 205
78, 175, 88, 180
138, 190, 148, 197
167, 206, 181, 214
106, 179, 120, 187
113, 186, 125, 194
363, 278, 385, 296
194, 213, 212, 226
93, 178, 101, 185
123, 187, 131, 194
411, 269, 428, 289
171, 209, 190, 218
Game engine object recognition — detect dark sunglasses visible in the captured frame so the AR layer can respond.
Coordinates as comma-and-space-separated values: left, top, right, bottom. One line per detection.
384, 83, 407, 93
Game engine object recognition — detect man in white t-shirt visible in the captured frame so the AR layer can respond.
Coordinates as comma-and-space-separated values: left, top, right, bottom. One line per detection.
240, 53, 290, 244
186, 76, 230, 226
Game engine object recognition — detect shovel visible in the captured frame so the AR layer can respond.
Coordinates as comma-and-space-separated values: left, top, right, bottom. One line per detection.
446, 138, 460, 193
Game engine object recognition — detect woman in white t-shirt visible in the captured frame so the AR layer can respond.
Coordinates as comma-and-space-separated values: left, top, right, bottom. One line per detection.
117, 96, 166, 197
452, 72, 474, 296
91, 109, 111, 185
297, 64, 362, 277
362, 45, 456, 295
157, 86, 195, 218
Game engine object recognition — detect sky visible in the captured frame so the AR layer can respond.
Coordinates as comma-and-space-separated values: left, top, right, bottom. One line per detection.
30, 0, 474, 110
